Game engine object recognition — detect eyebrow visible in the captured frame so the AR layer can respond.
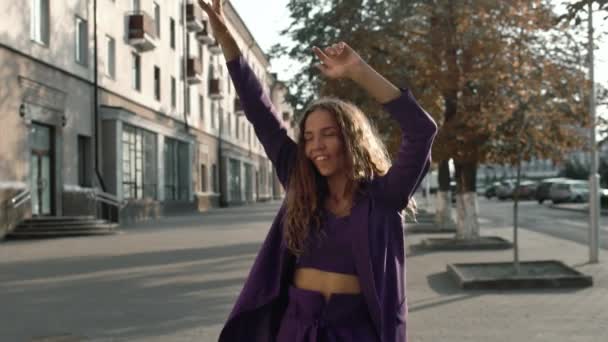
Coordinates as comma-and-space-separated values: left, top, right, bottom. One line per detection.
303, 126, 338, 135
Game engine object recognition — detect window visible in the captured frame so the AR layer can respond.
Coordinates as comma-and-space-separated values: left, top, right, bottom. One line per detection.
179, 1, 184, 22
132, 52, 141, 91
201, 164, 208, 192
31, 0, 49, 45
75, 17, 88, 66
154, 2, 160, 38
185, 88, 190, 114
132, 0, 140, 10
105, 35, 115, 78
235, 117, 239, 139
212, 163, 218, 192
154, 66, 161, 100
164, 138, 189, 200
229, 159, 241, 201
170, 18, 175, 49
78, 135, 92, 187
171, 76, 176, 108
227, 112, 231, 137
122, 125, 158, 199
199, 95, 204, 125
211, 101, 216, 129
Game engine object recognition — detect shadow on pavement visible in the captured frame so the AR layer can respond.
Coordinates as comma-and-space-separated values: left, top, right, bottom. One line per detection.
0, 242, 262, 341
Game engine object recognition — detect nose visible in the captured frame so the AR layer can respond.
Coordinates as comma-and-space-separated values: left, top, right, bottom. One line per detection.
310, 135, 326, 151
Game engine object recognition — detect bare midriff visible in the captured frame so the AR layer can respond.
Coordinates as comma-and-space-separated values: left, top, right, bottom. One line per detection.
293, 267, 362, 302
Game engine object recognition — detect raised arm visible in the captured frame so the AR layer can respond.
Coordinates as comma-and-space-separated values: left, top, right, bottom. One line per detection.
199, 0, 296, 187
314, 42, 438, 210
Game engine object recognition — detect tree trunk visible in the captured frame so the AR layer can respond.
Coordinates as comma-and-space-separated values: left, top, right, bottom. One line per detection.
454, 160, 480, 240
435, 159, 455, 228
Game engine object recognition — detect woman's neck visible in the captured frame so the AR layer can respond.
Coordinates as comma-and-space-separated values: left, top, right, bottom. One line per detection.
326, 173, 357, 204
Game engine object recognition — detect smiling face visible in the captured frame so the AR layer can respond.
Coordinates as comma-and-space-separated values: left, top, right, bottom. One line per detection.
303, 109, 348, 179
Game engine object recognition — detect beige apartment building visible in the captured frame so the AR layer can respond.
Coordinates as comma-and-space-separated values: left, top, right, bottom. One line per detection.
0, 0, 295, 237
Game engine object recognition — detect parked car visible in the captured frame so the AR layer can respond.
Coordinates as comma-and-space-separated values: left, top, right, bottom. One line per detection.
496, 180, 517, 200
512, 180, 538, 200
484, 181, 502, 199
535, 177, 568, 204
549, 180, 589, 204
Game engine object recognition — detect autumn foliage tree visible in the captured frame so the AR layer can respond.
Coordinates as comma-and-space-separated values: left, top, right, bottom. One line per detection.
272, 0, 591, 237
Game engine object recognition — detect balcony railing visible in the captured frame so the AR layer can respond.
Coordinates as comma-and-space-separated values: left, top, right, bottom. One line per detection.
186, 3, 205, 32
209, 78, 223, 99
195, 20, 214, 45
127, 11, 157, 51
186, 57, 203, 84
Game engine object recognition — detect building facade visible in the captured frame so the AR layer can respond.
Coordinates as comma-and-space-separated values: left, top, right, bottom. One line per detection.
0, 0, 294, 236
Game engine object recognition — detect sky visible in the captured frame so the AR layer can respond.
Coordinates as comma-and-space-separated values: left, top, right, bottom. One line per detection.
231, 0, 607, 104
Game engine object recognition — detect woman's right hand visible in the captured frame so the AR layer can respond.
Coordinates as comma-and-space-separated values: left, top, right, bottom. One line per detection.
198, 0, 230, 42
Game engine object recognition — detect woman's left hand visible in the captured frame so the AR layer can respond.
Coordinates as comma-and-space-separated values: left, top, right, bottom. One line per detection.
312, 42, 365, 80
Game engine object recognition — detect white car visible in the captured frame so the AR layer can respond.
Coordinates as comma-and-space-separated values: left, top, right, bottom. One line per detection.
549, 180, 589, 204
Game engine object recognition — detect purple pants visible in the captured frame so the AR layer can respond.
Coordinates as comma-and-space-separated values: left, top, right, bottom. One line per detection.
276, 286, 379, 342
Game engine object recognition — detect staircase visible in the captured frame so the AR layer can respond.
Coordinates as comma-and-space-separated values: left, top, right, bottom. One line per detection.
6, 216, 119, 239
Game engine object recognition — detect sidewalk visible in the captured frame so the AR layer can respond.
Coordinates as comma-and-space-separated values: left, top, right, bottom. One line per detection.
405, 225, 608, 341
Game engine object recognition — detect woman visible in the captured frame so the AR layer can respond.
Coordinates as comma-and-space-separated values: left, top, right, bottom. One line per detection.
199, 1, 437, 341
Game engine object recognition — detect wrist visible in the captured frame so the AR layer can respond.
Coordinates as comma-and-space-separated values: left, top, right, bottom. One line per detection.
346, 60, 371, 82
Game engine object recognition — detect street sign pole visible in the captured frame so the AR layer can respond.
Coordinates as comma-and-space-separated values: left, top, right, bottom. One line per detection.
588, 1, 600, 263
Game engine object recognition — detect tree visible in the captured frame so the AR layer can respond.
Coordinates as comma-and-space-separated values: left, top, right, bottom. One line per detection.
559, 0, 608, 24
272, 0, 592, 239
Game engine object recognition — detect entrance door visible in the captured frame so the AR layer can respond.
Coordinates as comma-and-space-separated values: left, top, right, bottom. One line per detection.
30, 123, 54, 216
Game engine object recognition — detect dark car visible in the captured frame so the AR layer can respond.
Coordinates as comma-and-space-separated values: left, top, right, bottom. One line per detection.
535, 177, 568, 204
484, 182, 502, 199
512, 180, 538, 200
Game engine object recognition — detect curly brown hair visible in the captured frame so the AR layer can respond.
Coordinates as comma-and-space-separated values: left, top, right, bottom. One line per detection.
283, 97, 417, 257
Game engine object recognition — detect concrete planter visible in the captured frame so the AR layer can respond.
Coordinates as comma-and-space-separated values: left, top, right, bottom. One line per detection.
418, 236, 512, 250
447, 260, 593, 289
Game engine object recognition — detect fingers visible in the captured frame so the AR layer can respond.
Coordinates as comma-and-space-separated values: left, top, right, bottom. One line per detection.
199, 0, 214, 14
312, 46, 331, 63
318, 42, 346, 59
314, 63, 329, 76
214, 0, 223, 12
199, 0, 222, 16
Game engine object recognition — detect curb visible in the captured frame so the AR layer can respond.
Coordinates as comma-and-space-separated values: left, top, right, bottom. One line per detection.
549, 204, 608, 216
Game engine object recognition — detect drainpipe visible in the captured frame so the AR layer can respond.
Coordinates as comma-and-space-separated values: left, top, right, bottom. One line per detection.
92, 0, 105, 192
92, 0, 112, 221
182, 1, 190, 132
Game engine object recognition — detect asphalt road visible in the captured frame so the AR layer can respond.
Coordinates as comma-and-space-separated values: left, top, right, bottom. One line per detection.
476, 197, 608, 250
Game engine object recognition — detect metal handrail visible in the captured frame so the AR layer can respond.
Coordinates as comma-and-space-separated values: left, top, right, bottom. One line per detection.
10, 188, 31, 208
93, 189, 127, 209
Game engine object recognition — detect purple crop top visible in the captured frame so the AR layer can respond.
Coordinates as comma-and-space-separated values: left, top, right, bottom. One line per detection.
295, 210, 357, 275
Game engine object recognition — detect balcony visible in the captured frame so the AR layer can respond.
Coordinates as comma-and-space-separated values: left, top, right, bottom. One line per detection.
127, 11, 157, 51
209, 41, 222, 55
234, 97, 244, 116
186, 3, 205, 32
209, 78, 223, 100
195, 20, 214, 45
186, 57, 203, 85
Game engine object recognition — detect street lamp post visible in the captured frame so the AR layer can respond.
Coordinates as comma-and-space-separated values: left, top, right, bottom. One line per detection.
588, 1, 600, 263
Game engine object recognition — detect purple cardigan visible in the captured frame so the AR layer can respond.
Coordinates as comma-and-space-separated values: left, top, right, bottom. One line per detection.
219, 55, 437, 342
